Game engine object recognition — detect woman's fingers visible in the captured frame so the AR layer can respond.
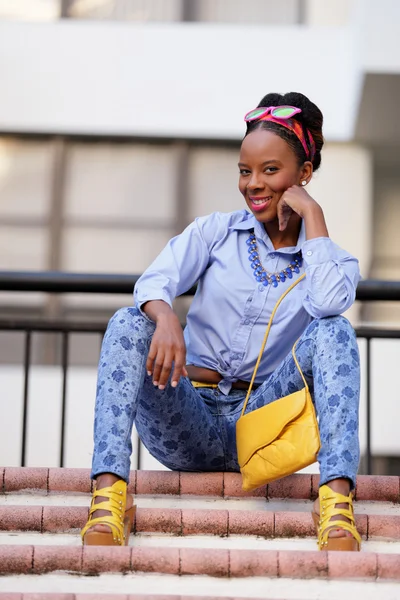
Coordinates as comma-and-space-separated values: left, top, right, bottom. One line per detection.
147, 343, 187, 390
151, 348, 166, 387
171, 346, 187, 388
157, 350, 174, 390
277, 199, 292, 232
277, 203, 286, 231
146, 339, 158, 376
146, 318, 187, 390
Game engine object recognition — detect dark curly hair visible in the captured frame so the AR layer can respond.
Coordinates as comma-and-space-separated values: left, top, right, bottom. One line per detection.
245, 92, 324, 171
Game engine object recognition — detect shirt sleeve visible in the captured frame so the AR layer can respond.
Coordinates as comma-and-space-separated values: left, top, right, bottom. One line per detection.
301, 237, 360, 318
133, 213, 219, 314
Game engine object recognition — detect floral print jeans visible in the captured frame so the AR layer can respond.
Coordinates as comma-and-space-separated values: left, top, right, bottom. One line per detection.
91, 308, 360, 489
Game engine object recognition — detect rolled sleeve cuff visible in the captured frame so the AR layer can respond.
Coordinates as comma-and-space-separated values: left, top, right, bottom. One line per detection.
301, 237, 337, 265
134, 288, 174, 321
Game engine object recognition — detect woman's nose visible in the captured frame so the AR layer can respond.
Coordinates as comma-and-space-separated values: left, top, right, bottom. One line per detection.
247, 172, 264, 190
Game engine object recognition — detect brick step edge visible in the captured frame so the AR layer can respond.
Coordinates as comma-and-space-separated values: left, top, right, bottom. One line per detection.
0, 595, 265, 600
2, 468, 400, 502
0, 546, 399, 581
1, 505, 399, 540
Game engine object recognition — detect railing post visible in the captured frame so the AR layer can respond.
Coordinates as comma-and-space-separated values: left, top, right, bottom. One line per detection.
21, 331, 32, 467
366, 337, 372, 475
59, 332, 69, 467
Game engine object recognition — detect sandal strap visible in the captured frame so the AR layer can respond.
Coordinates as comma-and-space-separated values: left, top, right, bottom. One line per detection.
81, 515, 123, 540
317, 484, 360, 550
320, 507, 355, 524
88, 498, 122, 516
92, 483, 126, 502
81, 479, 128, 543
319, 519, 362, 546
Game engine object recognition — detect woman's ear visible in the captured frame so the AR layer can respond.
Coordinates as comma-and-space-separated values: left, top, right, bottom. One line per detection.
299, 161, 313, 186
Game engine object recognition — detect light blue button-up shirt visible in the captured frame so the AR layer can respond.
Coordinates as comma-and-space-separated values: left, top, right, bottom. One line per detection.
134, 210, 360, 394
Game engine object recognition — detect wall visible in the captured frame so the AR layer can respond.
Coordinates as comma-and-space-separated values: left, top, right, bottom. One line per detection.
0, 21, 360, 140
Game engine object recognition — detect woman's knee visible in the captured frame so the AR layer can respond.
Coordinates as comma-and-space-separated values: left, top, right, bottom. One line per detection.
107, 306, 155, 335
304, 315, 355, 339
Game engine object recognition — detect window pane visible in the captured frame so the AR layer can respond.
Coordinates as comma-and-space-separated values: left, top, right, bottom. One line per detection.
0, 0, 59, 21
62, 226, 173, 273
188, 146, 243, 221
67, 0, 182, 21
0, 226, 48, 269
64, 143, 177, 225
196, 0, 300, 25
0, 138, 53, 219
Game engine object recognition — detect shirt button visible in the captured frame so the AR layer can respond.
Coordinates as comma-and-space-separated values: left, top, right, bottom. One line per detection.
306, 250, 313, 257
244, 319, 250, 325
258, 284, 265, 292
270, 253, 276, 259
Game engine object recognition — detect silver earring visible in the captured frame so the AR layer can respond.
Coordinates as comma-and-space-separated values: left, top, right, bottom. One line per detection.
301, 180, 307, 186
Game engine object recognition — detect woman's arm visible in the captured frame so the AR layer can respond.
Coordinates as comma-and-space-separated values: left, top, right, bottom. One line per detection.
143, 300, 187, 390
301, 239, 360, 318
277, 186, 360, 317
134, 213, 220, 313
134, 213, 224, 389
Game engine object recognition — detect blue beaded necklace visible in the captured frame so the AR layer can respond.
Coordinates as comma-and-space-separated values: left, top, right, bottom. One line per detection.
246, 231, 303, 288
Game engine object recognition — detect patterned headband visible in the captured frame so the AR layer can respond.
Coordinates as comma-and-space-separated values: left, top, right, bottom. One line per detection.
244, 105, 316, 161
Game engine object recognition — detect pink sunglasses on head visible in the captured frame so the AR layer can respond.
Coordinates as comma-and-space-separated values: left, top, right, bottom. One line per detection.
244, 105, 315, 161
244, 105, 302, 122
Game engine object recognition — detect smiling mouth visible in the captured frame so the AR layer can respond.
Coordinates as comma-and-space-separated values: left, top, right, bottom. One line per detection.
249, 196, 272, 212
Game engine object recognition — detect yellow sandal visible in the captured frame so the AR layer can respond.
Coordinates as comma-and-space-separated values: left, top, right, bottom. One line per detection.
312, 484, 361, 551
81, 480, 136, 546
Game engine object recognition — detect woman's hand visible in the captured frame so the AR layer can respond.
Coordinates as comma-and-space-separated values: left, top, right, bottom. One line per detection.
277, 185, 329, 239
144, 301, 188, 390
277, 185, 317, 231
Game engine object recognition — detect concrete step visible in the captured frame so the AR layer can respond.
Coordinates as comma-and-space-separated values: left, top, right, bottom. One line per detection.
1, 468, 400, 599
1, 531, 400, 553
1, 503, 400, 541
1, 575, 400, 600
0, 595, 270, 600
2, 468, 400, 502
0, 543, 399, 579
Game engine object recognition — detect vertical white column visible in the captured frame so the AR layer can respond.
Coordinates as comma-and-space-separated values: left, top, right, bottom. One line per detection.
305, 0, 354, 26
307, 143, 373, 323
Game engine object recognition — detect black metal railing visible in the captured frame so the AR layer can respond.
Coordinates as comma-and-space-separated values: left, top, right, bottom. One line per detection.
1, 270, 400, 474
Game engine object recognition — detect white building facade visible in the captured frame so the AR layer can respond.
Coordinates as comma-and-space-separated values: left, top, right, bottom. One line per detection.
0, 0, 399, 472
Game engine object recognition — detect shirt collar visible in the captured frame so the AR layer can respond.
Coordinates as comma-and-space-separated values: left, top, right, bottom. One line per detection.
228, 211, 257, 231
229, 211, 306, 255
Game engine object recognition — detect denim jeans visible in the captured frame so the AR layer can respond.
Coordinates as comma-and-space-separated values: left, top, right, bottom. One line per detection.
91, 308, 360, 489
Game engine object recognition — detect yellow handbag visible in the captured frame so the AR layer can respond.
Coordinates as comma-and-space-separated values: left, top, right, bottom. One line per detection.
236, 273, 321, 492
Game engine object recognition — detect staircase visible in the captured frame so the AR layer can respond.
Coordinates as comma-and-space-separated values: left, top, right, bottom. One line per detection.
1, 468, 400, 600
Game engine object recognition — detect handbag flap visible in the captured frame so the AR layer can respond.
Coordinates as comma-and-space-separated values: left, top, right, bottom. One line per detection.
236, 388, 307, 468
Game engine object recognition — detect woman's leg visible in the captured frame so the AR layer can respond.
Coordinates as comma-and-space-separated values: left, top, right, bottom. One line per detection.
86, 306, 226, 541
246, 315, 360, 489
91, 306, 225, 481
239, 315, 360, 544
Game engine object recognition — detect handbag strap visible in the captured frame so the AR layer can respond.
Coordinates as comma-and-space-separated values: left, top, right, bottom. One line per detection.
240, 272, 307, 418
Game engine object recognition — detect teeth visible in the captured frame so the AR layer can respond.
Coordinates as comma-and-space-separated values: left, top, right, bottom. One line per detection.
253, 198, 270, 205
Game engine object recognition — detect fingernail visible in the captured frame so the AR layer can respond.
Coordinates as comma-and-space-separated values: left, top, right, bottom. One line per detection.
171, 381, 177, 388
158, 385, 165, 390
153, 381, 158, 386
147, 371, 152, 376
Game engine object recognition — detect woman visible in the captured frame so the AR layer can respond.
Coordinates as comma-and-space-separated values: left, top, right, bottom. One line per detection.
81, 92, 361, 552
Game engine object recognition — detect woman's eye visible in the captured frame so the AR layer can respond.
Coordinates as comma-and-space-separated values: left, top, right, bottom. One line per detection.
239, 169, 250, 176
265, 167, 278, 173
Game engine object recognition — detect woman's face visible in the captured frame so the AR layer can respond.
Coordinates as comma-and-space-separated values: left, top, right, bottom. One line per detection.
238, 128, 308, 223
